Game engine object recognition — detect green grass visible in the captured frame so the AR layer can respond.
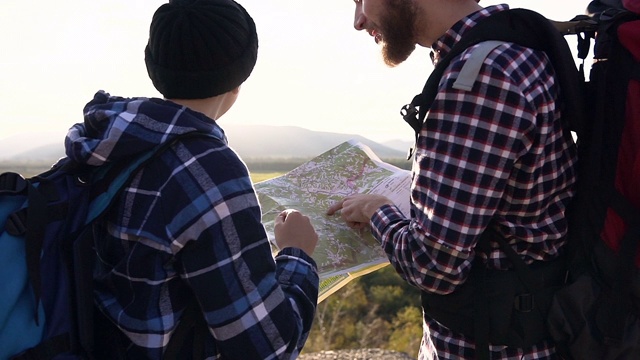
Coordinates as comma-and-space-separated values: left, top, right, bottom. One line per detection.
0, 163, 53, 178
251, 172, 284, 183
1, 162, 285, 183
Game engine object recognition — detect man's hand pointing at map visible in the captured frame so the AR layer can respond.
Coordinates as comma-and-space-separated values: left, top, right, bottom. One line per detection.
327, 194, 395, 230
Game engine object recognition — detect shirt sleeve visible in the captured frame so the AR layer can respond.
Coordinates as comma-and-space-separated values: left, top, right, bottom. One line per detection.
371, 44, 553, 295
162, 138, 319, 359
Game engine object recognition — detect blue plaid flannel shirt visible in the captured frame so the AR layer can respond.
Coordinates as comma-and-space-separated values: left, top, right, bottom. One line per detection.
66, 91, 319, 359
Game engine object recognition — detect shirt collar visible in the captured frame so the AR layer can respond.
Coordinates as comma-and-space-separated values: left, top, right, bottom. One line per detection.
430, 4, 509, 65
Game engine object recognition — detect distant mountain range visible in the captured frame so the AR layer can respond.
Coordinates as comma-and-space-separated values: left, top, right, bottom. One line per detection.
0, 125, 413, 163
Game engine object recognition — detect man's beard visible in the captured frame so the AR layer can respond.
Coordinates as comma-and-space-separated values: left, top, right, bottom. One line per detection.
380, 0, 418, 67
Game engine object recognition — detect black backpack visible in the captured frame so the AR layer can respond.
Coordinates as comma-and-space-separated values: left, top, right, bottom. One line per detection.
401, 7, 640, 360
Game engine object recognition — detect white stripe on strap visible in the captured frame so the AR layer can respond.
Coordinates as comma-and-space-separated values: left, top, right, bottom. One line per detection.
453, 40, 505, 91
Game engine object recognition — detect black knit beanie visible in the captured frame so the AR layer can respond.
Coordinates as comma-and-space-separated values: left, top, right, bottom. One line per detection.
145, 0, 258, 99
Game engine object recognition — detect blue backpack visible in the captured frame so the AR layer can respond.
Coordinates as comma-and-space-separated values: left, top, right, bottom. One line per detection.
0, 132, 201, 359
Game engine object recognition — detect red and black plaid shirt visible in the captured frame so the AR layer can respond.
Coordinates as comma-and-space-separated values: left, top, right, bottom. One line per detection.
371, 5, 577, 359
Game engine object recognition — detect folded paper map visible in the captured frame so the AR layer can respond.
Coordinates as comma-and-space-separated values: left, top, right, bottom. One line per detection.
254, 140, 411, 302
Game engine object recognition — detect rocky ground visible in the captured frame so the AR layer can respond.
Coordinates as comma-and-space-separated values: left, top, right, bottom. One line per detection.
298, 348, 416, 360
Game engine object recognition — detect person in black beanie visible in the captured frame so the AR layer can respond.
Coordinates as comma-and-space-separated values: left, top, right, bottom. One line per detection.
65, 0, 320, 358
145, 0, 258, 99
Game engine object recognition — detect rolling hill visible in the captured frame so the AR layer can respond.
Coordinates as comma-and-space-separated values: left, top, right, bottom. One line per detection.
1, 125, 412, 163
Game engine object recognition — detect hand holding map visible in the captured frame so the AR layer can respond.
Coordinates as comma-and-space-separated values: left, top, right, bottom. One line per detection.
273, 209, 319, 257
327, 193, 396, 230
254, 140, 411, 302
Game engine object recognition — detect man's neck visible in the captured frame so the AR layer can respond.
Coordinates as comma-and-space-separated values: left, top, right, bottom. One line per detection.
167, 98, 218, 121
168, 90, 236, 121
414, 0, 483, 47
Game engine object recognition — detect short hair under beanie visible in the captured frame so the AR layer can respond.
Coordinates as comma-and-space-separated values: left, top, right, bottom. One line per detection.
145, 0, 258, 99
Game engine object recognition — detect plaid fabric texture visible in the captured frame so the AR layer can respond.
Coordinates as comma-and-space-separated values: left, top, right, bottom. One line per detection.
370, 5, 577, 359
67, 91, 319, 359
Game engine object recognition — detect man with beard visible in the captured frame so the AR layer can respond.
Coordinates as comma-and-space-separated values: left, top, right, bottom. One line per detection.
328, 0, 577, 359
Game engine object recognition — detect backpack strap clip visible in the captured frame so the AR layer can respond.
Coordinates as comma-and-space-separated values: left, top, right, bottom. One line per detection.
0, 172, 28, 195
400, 101, 423, 138
6, 209, 27, 236
400, 101, 423, 160
514, 293, 535, 313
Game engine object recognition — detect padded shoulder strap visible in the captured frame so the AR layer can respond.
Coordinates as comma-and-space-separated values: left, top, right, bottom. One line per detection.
453, 41, 505, 91
402, 8, 585, 142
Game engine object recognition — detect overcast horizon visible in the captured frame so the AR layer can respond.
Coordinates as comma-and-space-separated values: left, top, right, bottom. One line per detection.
0, 123, 417, 163
2, 1, 592, 148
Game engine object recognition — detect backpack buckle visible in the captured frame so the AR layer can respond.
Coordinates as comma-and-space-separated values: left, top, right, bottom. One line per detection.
0, 172, 27, 195
6, 209, 28, 236
400, 103, 418, 122
514, 293, 535, 312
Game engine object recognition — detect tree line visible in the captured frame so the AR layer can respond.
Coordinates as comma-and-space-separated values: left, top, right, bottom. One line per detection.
302, 266, 423, 358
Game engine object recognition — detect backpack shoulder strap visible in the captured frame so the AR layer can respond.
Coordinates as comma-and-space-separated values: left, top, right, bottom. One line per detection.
86, 131, 208, 223
402, 8, 585, 144
452, 40, 506, 91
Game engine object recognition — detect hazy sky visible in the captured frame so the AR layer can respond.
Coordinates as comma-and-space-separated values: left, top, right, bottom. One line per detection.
1, 0, 592, 146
